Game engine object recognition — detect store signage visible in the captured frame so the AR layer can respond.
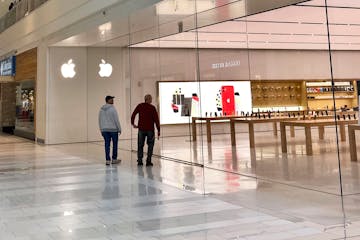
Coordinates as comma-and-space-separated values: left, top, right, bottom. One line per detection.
212, 60, 240, 69
98, 59, 113, 77
0, 56, 16, 76
61, 59, 76, 78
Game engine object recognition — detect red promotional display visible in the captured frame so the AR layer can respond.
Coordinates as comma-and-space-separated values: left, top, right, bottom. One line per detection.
221, 86, 235, 116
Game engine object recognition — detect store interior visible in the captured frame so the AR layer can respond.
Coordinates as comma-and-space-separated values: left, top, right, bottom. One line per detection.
43, 0, 360, 230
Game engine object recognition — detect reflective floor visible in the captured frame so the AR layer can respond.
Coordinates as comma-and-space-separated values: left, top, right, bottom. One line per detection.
0, 131, 360, 239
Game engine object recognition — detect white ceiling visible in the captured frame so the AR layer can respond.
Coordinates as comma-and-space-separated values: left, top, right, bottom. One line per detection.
53, 0, 360, 50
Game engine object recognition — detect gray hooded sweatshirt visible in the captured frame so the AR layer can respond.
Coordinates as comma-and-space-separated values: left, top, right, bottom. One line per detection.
98, 104, 121, 133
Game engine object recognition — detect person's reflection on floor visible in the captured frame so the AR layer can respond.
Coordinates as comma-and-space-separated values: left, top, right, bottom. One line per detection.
137, 165, 145, 178
137, 164, 162, 196
102, 166, 120, 200
146, 167, 157, 195
146, 166, 154, 179
183, 166, 196, 191
137, 166, 146, 196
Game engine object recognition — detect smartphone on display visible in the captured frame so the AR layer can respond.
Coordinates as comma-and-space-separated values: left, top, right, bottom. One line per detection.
221, 86, 235, 116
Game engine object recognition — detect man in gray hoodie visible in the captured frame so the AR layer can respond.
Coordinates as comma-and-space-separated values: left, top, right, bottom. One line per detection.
99, 96, 121, 165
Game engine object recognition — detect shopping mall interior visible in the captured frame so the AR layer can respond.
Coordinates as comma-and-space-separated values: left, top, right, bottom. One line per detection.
1, 0, 360, 239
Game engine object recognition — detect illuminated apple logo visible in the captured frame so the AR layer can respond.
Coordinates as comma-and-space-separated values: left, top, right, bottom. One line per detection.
227, 98, 230, 103
61, 59, 76, 78
98, 59, 113, 77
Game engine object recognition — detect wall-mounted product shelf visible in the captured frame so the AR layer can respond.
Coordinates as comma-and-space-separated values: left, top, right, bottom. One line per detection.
305, 80, 357, 109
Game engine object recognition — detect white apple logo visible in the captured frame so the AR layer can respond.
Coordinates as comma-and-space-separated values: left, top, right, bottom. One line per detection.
98, 59, 113, 77
227, 98, 230, 103
61, 59, 76, 78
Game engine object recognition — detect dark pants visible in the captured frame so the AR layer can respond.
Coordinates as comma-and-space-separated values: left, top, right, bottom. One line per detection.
138, 130, 155, 163
102, 132, 118, 161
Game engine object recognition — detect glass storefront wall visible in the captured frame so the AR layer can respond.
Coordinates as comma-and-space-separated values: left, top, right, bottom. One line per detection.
128, 0, 206, 193
125, 0, 354, 235
325, 0, 360, 236
46, 0, 360, 236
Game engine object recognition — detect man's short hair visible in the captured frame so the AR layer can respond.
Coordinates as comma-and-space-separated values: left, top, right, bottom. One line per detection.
144, 94, 152, 102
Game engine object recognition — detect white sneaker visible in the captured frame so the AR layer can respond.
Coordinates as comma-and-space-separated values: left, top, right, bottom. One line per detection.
111, 159, 121, 164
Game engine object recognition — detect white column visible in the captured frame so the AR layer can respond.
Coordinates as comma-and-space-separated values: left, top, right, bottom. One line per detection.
35, 40, 48, 143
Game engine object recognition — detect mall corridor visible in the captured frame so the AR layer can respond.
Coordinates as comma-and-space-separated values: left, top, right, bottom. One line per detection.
0, 133, 356, 239
1, 0, 360, 239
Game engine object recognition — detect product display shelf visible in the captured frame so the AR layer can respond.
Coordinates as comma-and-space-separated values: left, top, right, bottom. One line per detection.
305, 80, 358, 110
307, 96, 355, 100
251, 80, 306, 110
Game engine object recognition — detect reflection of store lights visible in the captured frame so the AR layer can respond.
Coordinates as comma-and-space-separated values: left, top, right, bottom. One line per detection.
156, 0, 215, 15
98, 22, 112, 36
63, 211, 74, 216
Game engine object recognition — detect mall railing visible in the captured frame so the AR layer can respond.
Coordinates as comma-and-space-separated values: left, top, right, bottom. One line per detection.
0, 0, 48, 33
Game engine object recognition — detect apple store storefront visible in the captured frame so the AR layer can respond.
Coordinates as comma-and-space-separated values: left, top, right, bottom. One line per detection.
44, 0, 360, 230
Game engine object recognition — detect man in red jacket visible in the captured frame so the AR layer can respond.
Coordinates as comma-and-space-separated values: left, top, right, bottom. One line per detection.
131, 94, 160, 166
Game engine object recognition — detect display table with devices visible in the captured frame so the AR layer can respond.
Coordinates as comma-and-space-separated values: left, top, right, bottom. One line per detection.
280, 118, 357, 156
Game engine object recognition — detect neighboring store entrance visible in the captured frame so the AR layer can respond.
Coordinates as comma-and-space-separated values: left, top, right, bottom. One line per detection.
14, 80, 35, 140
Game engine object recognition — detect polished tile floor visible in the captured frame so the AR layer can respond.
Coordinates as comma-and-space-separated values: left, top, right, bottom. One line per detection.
0, 130, 360, 239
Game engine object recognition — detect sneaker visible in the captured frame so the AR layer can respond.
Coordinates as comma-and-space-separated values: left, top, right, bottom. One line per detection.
137, 161, 143, 166
106, 160, 111, 166
111, 159, 121, 164
146, 162, 153, 166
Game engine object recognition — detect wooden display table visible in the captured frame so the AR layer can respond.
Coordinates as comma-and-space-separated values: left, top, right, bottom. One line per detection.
229, 115, 335, 147
192, 112, 353, 144
280, 119, 357, 156
348, 125, 360, 162
193, 114, 285, 143
230, 117, 289, 147
192, 116, 244, 142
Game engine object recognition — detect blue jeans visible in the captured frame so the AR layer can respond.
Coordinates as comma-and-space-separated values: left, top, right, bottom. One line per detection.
138, 130, 155, 163
102, 132, 118, 161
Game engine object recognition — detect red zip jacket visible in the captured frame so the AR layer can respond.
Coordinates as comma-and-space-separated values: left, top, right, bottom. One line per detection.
131, 103, 160, 132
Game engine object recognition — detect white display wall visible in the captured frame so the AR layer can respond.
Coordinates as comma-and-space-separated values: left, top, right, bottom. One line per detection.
48, 47, 130, 144
48, 47, 88, 144
87, 47, 130, 142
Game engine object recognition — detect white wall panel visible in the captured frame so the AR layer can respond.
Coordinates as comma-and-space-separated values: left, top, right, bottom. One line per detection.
48, 47, 87, 144
87, 47, 131, 142
46, 47, 360, 143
